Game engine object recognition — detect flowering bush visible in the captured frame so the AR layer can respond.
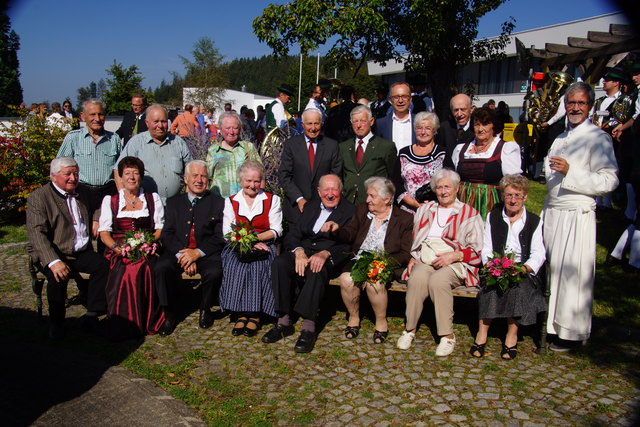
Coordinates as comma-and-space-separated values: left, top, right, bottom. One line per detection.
350, 251, 398, 287
224, 221, 259, 255
0, 106, 70, 214
480, 251, 527, 292
120, 230, 158, 263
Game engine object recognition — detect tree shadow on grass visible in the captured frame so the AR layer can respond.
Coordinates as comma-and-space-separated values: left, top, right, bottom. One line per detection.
0, 306, 143, 427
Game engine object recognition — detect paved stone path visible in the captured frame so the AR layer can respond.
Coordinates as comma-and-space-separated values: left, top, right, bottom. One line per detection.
1, 242, 639, 426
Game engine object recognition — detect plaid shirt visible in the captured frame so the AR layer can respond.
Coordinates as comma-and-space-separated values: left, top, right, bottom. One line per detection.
205, 140, 261, 198
57, 129, 122, 186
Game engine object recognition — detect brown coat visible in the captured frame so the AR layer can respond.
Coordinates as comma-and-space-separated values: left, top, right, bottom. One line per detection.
337, 203, 413, 278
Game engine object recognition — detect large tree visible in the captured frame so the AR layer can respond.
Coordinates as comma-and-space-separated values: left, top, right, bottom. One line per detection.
103, 61, 146, 115
253, 0, 514, 118
0, 6, 23, 116
181, 37, 228, 109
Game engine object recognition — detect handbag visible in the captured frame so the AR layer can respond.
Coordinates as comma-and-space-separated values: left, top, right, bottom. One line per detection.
236, 248, 270, 263
415, 183, 437, 203
420, 239, 466, 280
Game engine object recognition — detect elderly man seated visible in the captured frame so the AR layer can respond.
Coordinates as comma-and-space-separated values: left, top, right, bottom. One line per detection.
263, 174, 355, 353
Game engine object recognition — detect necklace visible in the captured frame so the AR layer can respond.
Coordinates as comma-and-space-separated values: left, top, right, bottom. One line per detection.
436, 206, 448, 227
471, 142, 491, 154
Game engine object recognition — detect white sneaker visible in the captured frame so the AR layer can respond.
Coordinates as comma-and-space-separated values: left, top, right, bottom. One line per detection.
397, 330, 415, 350
435, 335, 456, 356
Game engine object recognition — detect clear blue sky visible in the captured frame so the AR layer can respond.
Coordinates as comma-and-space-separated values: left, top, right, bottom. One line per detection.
8, 0, 620, 105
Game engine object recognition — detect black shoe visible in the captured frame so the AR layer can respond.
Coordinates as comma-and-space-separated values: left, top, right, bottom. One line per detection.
232, 318, 248, 336
604, 254, 622, 267
159, 314, 177, 336
261, 324, 295, 343
243, 318, 261, 337
199, 309, 214, 329
81, 313, 100, 333
294, 330, 316, 353
49, 323, 65, 340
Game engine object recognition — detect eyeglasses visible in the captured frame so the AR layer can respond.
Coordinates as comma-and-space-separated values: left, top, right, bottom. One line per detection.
566, 101, 589, 107
351, 119, 370, 124
503, 193, 525, 200
131, 103, 144, 107
390, 95, 411, 101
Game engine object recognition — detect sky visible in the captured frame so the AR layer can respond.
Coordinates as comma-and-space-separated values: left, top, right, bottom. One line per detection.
7, 0, 622, 106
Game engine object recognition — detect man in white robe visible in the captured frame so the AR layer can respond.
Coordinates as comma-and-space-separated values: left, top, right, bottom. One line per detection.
543, 82, 619, 351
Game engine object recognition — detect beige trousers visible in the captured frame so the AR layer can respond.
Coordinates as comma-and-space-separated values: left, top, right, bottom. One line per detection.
405, 262, 463, 336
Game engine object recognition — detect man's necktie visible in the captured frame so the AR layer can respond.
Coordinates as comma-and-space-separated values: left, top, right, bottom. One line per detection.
457, 127, 464, 139
356, 139, 364, 168
308, 139, 315, 170
132, 116, 140, 136
188, 197, 199, 249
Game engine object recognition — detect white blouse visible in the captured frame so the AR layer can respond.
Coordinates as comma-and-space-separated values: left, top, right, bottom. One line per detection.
451, 135, 522, 176
98, 188, 165, 232
222, 190, 283, 238
481, 209, 545, 274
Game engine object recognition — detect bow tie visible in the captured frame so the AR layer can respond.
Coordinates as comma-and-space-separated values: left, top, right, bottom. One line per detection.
65, 192, 79, 198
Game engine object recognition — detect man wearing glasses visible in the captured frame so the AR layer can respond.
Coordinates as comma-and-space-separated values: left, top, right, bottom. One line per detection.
543, 82, 618, 352
116, 94, 148, 146
374, 82, 416, 152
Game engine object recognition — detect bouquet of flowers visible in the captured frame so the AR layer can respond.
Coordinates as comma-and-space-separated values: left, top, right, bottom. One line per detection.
225, 221, 259, 255
119, 230, 158, 263
350, 251, 398, 287
480, 252, 527, 292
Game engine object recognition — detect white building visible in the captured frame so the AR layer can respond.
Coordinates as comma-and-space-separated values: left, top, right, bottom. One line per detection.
183, 87, 272, 114
367, 12, 631, 119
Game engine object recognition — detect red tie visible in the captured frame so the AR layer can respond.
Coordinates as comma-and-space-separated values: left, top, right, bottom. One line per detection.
356, 139, 364, 168
308, 139, 315, 170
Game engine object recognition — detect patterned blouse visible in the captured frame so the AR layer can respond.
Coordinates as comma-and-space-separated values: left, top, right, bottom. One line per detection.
393, 143, 446, 213
205, 140, 262, 198
357, 210, 392, 257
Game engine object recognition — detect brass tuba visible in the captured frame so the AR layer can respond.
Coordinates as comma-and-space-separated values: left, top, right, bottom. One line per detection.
526, 71, 573, 131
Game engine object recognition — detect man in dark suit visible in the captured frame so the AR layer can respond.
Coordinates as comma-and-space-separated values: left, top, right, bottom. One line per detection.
340, 105, 397, 204
278, 108, 343, 226
374, 82, 416, 152
263, 174, 355, 353
26, 157, 109, 339
155, 160, 225, 335
116, 94, 148, 145
324, 85, 358, 142
438, 93, 475, 168
370, 83, 391, 119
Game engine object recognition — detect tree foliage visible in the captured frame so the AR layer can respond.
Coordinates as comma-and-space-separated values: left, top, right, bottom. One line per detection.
0, 6, 23, 116
153, 73, 185, 106
180, 37, 228, 109
102, 61, 150, 115
253, 0, 515, 116
226, 55, 298, 97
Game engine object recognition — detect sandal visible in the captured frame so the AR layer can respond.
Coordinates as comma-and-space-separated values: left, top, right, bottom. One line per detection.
469, 342, 486, 358
232, 317, 248, 336
501, 343, 518, 360
344, 325, 361, 339
243, 318, 261, 337
372, 330, 389, 344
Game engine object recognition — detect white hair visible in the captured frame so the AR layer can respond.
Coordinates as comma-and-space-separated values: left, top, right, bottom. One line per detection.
50, 157, 78, 176
430, 168, 461, 191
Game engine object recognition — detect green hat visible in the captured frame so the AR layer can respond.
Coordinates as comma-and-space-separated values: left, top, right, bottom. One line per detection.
277, 83, 295, 97
629, 63, 640, 74
318, 78, 332, 90
602, 68, 626, 83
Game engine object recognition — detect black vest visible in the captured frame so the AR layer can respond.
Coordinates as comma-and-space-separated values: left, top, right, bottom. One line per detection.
489, 203, 540, 263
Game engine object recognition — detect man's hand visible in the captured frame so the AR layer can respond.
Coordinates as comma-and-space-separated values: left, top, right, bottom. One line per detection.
92, 221, 99, 239
540, 122, 549, 129
184, 263, 198, 276
294, 248, 309, 276
612, 124, 624, 142
319, 221, 339, 233
548, 156, 570, 175
177, 248, 202, 270
308, 250, 330, 273
50, 261, 71, 282
297, 198, 308, 213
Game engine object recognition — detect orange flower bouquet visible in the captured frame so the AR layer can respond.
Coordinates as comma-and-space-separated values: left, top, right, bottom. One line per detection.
350, 251, 398, 286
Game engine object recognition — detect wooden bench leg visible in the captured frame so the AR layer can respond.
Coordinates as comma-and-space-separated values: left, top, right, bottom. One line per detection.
28, 259, 46, 321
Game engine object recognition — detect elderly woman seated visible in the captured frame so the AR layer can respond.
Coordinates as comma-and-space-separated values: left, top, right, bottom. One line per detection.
398, 169, 484, 356
470, 174, 546, 360
322, 177, 413, 343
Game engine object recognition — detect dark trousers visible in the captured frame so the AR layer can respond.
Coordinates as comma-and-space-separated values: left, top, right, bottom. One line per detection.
271, 250, 333, 320
42, 249, 109, 324
155, 254, 222, 310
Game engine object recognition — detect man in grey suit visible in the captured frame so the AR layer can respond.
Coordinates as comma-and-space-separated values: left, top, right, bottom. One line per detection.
26, 157, 109, 339
278, 108, 343, 226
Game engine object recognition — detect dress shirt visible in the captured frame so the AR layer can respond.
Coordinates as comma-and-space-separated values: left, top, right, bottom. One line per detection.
353, 132, 374, 151
305, 98, 326, 119
591, 91, 620, 123
117, 131, 193, 204
634, 85, 640, 121
426, 207, 454, 239
481, 209, 545, 275
47, 112, 71, 131
48, 182, 89, 268
222, 190, 283, 239
272, 99, 287, 129
97, 187, 164, 232
312, 203, 335, 234
293, 137, 318, 203
57, 129, 122, 186
391, 113, 413, 151
451, 136, 522, 176
546, 101, 566, 126
458, 121, 471, 133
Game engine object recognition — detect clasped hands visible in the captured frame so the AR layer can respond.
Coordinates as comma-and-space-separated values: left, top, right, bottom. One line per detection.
294, 248, 329, 276
407, 251, 462, 275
